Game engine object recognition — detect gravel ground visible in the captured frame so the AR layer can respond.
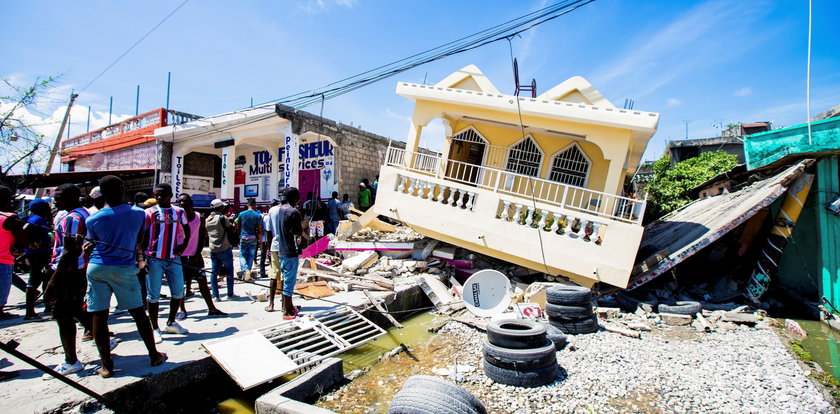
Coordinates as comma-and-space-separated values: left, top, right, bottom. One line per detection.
432, 320, 835, 414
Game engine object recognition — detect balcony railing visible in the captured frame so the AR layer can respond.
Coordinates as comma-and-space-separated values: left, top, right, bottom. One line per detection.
385, 146, 645, 224
61, 109, 202, 150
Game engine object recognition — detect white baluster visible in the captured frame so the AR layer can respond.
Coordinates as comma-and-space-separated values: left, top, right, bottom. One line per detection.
422, 181, 431, 199
414, 180, 423, 197
538, 209, 547, 230
500, 201, 510, 221
525, 207, 534, 226
447, 188, 456, 206
437, 185, 447, 202
397, 175, 406, 192
408, 178, 417, 196
513, 204, 523, 224
466, 193, 475, 210
457, 191, 466, 208
578, 219, 589, 239
550, 212, 560, 233
590, 222, 601, 243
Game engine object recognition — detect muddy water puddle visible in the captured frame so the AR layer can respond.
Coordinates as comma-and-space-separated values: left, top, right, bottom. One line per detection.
318, 313, 460, 413
794, 319, 840, 379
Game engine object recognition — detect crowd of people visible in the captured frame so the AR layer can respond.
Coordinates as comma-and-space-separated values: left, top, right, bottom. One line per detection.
0, 174, 327, 381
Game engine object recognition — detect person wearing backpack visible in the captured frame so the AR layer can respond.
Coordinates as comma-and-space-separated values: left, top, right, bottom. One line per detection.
205, 199, 237, 301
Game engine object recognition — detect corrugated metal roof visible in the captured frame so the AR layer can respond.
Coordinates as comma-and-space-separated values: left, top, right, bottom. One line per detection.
627, 159, 813, 290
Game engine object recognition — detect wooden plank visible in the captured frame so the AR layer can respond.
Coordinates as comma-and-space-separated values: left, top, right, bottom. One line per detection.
299, 268, 394, 290
363, 290, 403, 329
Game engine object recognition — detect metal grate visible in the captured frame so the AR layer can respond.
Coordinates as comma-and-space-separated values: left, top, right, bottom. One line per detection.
549, 144, 590, 187
505, 137, 542, 177
204, 306, 386, 389
452, 128, 486, 144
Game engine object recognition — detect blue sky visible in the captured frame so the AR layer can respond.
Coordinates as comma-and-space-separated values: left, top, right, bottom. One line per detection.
3, 0, 839, 172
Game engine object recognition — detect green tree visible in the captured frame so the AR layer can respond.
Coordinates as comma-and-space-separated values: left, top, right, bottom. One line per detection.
645, 150, 738, 221
0, 76, 58, 177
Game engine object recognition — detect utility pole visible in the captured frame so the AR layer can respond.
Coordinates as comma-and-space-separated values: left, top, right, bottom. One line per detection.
135, 85, 140, 116
35, 91, 78, 198
108, 96, 113, 126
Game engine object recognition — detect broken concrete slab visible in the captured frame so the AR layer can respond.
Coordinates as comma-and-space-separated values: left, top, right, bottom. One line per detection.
722, 312, 757, 325
259, 357, 344, 403
660, 313, 693, 326
595, 307, 621, 319
256, 395, 337, 414
342, 250, 379, 271
432, 247, 456, 260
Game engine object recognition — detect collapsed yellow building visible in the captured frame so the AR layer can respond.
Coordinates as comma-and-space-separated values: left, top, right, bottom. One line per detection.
375, 65, 659, 288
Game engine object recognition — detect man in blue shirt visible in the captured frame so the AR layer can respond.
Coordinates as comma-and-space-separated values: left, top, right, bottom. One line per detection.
85, 176, 167, 378
235, 198, 262, 281
23, 198, 52, 320
326, 191, 340, 235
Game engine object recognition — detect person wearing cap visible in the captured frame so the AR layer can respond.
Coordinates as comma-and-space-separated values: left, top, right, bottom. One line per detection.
235, 198, 262, 281
85, 186, 106, 215
358, 182, 372, 212
23, 198, 52, 320
205, 199, 237, 301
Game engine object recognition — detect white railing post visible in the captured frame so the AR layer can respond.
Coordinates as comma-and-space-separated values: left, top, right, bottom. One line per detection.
466, 192, 475, 210
437, 185, 447, 202
500, 201, 510, 221
447, 188, 456, 206
422, 181, 431, 199
550, 212, 560, 233
513, 204, 524, 224
538, 209, 547, 230
560, 185, 569, 209
525, 206, 535, 227
396, 175, 405, 192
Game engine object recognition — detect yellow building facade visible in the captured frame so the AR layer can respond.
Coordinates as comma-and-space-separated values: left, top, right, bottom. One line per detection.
375, 65, 659, 288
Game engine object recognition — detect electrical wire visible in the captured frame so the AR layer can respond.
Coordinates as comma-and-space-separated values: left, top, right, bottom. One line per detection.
506, 38, 552, 277
33, 213, 438, 315
79, 0, 190, 93
806, 0, 813, 145
256, 0, 597, 110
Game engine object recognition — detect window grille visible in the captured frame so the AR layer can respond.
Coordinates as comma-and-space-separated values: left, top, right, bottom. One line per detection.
505, 137, 542, 177
549, 144, 590, 187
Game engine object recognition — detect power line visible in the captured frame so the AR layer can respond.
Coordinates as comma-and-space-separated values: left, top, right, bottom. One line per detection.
79, 0, 190, 93
257, 0, 597, 110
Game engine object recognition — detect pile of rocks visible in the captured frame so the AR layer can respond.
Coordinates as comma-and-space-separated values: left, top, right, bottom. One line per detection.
434, 317, 833, 413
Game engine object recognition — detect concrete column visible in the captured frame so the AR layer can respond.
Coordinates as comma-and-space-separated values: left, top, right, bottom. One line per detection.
403, 120, 423, 169
171, 146, 187, 198
220, 146, 236, 200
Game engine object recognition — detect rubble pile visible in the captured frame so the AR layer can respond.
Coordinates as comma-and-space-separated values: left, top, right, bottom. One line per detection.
434, 319, 832, 413
348, 226, 425, 242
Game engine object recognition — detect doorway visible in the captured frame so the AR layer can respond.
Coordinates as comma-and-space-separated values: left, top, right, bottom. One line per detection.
299, 169, 321, 202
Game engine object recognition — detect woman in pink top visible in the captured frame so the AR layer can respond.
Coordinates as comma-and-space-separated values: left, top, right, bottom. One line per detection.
177, 194, 226, 318
0, 186, 30, 381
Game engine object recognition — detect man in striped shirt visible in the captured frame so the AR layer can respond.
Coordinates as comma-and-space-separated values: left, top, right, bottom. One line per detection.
43, 184, 92, 376
142, 183, 190, 343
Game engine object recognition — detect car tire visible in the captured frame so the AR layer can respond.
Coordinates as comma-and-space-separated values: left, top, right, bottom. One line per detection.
389, 388, 480, 414
482, 339, 557, 371
401, 375, 487, 414
544, 303, 594, 320
542, 323, 568, 351
545, 285, 593, 306
485, 319, 547, 349
657, 301, 701, 316
482, 359, 558, 388
548, 314, 600, 335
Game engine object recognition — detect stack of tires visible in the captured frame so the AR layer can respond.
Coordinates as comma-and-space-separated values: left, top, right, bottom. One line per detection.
481, 320, 559, 387
544, 285, 599, 335
388, 375, 487, 414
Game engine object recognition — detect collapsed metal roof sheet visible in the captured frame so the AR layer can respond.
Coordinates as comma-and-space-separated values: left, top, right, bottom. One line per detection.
628, 159, 813, 290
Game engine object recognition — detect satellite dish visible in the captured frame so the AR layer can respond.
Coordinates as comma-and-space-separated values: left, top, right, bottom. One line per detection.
462, 269, 512, 317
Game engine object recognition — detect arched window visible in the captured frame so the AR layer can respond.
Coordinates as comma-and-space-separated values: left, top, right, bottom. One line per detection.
548, 143, 590, 187
505, 136, 542, 177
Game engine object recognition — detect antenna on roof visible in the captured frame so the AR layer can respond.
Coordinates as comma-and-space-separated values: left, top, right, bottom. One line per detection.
513, 58, 537, 98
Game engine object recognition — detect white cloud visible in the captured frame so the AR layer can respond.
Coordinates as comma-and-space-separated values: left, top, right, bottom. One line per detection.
591, 0, 772, 98
666, 98, 682, 107
299, 0, 356, 13
733, 86, 753, 97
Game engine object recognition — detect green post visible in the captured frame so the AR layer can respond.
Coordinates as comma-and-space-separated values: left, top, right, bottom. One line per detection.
818, 156, 840, 309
